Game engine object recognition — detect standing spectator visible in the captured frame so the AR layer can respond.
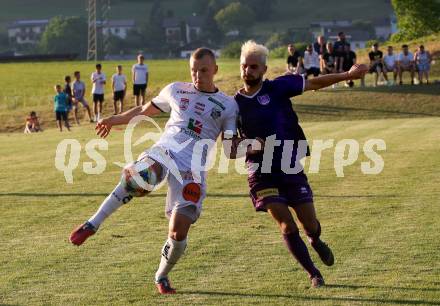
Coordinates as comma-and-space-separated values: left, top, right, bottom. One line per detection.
91, 63, 106, 121
303, 44, 320, 78
72, 71, 93, 124
383, 46, 398, 85
286, 44, 303, 74
64, 75, 73, 113
414, 45, 432, 85
111, 65, 127, 114
333, 32, 349, 73
321, 42, 335, 75
397, 45, 415, 85
313, 35, 326, 55
24, 111, 42, 133
132, 54, 149, 106
53, 85, 70, 132
368, 43, 388, 86
342, 44, 360, 87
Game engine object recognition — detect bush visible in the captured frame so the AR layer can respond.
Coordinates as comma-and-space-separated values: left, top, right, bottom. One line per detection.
220, 41, 242, 58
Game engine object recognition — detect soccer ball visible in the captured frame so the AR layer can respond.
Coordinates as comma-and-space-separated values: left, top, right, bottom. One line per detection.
120, 159, 159, 197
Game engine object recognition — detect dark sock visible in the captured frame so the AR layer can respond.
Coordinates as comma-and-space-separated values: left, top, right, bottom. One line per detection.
283, 231, 320, 277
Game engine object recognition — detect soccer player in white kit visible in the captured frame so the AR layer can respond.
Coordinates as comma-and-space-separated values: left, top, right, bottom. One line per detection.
69, 48, 238, 294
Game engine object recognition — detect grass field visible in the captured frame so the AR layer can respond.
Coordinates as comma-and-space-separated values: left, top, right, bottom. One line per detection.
1, 33, 440, 304
1, 116, 440, 305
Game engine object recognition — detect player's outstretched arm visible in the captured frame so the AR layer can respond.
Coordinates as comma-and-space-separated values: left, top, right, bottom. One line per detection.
304, 64, 368, 91
96, 102, 161, 138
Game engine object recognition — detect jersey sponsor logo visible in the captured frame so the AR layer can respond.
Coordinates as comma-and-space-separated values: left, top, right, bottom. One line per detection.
180, 98, 189, 111
207, 97, 225, 110
194, 102, 205, 115
182, 182, 201, 203
210, 108, 222, 120
256, 188, 279, 199
177, 90, 197, 95
257, 94, 270, 105
187, 118, 203, 134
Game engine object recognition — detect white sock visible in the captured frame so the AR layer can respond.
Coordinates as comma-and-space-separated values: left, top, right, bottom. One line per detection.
88, 183, 132, 229
155, 237, 187, 281
97, 113, 101, 121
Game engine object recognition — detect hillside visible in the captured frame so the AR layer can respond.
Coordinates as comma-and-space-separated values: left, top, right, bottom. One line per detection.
0, 0, 393, 36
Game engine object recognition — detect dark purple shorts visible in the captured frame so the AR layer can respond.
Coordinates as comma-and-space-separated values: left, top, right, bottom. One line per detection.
248, 172, 313, 212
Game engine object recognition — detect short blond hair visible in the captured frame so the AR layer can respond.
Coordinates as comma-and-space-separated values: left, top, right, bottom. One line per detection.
240, 40, 269, 64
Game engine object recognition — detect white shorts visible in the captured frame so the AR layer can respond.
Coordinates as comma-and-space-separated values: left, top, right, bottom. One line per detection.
137, 146, 206, 223
73, 97, 89, 107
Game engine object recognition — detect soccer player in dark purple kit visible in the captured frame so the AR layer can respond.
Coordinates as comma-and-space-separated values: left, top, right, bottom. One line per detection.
233, 41, 368, 287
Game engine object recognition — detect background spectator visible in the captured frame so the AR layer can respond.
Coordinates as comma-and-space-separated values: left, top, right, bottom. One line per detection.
91, 63, 106, 121
303, 44, 320, 78
321, 42, 335, 75
24, 111, 42, 133
368, 43, 388, 86
384, 46, 398, 85
72, 71, 93, 124
53, 85, 71, 132
397, 44, 415, 85
111, 65, 127, 114
286, 44, 303, 74
414, 45, 432, 84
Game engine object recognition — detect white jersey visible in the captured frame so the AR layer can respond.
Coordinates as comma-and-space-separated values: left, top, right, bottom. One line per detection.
384, 54, 397, 68
72, 80, 85, 99
150, 82, 238, 172
132, 63, 148, 84
112, 73, 126, 92
91, 72, 106, 94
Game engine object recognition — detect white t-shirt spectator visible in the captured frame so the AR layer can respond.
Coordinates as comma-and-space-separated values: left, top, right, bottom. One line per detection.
112, 73, 126, 92
72, 80, 86, 99
303, 50, 320, 69
91, 72, 106, 94
383, 54, 397, 68
132, 63, 148, 85
398, 52, 414, 67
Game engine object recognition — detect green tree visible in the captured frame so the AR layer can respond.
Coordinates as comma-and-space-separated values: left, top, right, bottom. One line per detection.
391, 0, 440, 41
38, 16, 87, 57
241, 0, 277, 21
220, 41, 242, 58
214, 2, 256, 35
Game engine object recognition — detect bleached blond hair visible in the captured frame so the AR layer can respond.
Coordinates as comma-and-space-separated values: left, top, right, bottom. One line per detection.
240, 40, 269, 64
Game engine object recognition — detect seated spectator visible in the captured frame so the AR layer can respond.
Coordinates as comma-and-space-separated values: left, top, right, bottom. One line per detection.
397, 44, 415, 85
368, 43, 388, 86
286, 44, 303, 74
24, 111, 42, 133
383, 46, 398, 85
303, 44, 320, 78
414, 45, 432, 85
321, 42, 336, 74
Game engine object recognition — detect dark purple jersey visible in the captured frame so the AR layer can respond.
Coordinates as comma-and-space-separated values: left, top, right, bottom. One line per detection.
234, 74, 309, 174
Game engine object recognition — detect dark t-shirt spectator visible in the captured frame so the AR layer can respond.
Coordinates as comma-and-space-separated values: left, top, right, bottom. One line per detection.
334, 40, 349, 56
343, 51, 356, 71
369, 50, 383, 62
322, 52, 335, 68
313, 42, 325, 55
287, 51, 301, 68
64, 83, 73, 109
